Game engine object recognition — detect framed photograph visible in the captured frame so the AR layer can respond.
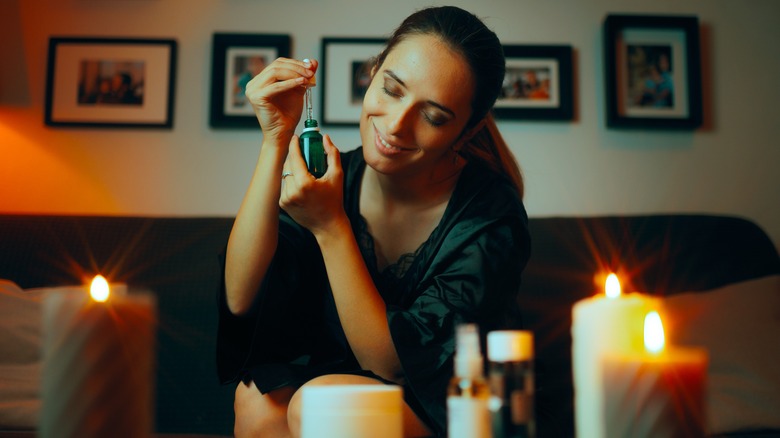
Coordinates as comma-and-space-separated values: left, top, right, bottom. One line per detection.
494, 45, 574, 121
209, 33, 290, 128
320, 37, 385, 126
44, 37, 177, 128
603, 14, 702, 129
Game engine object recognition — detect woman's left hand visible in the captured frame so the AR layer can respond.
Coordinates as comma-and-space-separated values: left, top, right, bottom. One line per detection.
280, 134, 348, 237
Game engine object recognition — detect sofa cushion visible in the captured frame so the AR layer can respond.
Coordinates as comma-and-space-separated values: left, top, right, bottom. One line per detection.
0, 280, 43, 429
664, 274, 780, 435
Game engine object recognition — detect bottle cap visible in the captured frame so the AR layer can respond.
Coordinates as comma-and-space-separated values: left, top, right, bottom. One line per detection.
487, 330, 534, 362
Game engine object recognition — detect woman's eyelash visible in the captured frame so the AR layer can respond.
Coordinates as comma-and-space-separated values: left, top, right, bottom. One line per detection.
424, 113, 445, 127
381, 85, 445, 127
382, 87, 400, 97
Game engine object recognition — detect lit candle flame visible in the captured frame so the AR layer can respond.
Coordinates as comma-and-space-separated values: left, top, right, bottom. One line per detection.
605, 273, 621, 299
90, 275, 110, 302
644, 311, 665, 354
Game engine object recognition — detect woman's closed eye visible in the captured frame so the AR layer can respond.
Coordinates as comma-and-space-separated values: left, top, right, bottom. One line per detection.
382, 87, 449, 127
423, 112, 447, 127
381, 73, 452, 127
382, 86, 402, 98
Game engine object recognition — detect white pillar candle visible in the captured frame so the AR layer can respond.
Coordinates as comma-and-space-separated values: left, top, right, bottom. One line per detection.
301, 385, 403, 438
571, 274, 660, 438
602, 311, 708, 438
40, 276, 157, 438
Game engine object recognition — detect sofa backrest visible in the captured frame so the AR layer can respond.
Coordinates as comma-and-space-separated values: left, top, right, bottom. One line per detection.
1, 213, 778, 436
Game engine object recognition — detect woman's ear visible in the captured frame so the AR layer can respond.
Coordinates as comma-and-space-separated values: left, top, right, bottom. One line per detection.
456, 118, 487, 148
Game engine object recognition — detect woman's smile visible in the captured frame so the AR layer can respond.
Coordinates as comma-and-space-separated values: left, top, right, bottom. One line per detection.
373, 122, 416, 156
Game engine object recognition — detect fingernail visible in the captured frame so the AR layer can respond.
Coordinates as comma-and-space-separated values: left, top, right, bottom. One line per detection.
303, 58, 311, 67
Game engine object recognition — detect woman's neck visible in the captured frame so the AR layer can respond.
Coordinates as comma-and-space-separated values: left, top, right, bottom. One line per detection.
363, 159, 466, 208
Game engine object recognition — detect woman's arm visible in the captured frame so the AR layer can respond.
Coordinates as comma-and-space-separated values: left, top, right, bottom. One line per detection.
224, 58, 316, 316
316, 218, 403, 381
280, 137, 403, 382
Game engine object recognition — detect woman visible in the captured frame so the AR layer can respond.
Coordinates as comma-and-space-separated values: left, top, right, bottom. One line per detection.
218, 6, 531, 437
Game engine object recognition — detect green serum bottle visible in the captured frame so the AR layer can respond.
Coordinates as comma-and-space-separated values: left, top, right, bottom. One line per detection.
299, 118, 327, 178
299, 86, 327, 178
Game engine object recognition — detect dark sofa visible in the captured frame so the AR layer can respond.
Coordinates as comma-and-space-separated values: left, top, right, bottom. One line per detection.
0, 213, 778, 437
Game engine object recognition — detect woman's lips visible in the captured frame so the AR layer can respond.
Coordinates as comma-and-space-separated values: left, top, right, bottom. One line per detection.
374, 125, 414, 156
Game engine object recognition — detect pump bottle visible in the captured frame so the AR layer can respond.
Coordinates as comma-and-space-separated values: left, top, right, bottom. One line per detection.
447, 324, 491, 438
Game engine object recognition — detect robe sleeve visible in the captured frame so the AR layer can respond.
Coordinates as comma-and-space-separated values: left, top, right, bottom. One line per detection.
386, 216, 530, 434
216, 214, 327, 384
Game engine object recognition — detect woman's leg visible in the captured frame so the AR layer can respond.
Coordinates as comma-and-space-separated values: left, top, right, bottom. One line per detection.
287, 374, 433, 438
234, 379, 296, 438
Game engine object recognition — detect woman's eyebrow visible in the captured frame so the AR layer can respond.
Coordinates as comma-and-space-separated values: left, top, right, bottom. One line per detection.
384, 69, 456, 117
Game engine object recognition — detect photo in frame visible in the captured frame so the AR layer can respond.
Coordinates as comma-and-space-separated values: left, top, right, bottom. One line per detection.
44, 37, 177, 128
209, 33, 290, 128
320, 37, 386, 126
494, 44, 574, 120
603, 14, 702, 129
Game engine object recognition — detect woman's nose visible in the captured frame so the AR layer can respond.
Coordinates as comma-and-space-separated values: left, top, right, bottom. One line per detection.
386, 102, 414, 137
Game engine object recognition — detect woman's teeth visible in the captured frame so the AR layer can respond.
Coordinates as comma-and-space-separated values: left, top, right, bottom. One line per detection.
379, 135, 400, 151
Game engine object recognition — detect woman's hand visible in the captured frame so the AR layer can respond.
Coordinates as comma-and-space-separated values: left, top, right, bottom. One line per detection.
244, 58, 317, 144
280, 134, 349, 237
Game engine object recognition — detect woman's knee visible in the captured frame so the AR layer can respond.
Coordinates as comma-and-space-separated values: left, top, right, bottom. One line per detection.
234, 380, 295, 438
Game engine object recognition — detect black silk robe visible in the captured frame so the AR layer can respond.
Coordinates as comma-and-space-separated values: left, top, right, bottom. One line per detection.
217, 147, 531, 436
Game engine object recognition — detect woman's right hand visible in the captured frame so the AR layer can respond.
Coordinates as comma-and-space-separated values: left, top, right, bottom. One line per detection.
244, 57, 318, 145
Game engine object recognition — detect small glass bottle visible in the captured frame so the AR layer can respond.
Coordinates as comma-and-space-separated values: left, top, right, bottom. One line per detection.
299, 118, 327, 178
447, 324, 491, 438
487, 330, 536, 438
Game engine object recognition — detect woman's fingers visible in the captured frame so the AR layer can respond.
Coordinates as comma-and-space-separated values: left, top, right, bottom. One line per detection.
245, 58, 314, 100
249, 58, 315, 89
322, 134, 342, 179
286, 134, 311, 177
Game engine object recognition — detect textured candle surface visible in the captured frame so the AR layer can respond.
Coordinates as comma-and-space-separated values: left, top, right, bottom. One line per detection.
571, 293, 659, 438
40, 287, 156, 438
603, 348, 708, 438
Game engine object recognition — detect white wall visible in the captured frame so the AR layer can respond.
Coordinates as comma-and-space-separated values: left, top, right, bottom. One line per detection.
1, 0, 778, 246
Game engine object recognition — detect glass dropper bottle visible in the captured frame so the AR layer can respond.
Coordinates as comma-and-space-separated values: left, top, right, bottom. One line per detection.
299, 80, 327, 178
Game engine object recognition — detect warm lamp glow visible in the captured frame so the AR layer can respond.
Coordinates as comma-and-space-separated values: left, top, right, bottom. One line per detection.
90, 275, 110, 302
605, 273, 621, 299
644, 311, 665, 354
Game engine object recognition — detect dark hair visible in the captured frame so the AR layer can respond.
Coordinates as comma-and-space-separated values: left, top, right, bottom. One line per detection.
374, 6, 524, 197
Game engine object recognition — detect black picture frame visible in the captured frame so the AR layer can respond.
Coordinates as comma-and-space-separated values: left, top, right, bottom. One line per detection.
320, 37, 386, 126
209, 33, 290, 129
603, 14, 702, 129
494, 44, 574, 121
44, 37, 177, 128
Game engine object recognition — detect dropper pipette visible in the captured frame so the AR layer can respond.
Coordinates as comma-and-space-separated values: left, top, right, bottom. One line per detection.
305, 87, 313, 122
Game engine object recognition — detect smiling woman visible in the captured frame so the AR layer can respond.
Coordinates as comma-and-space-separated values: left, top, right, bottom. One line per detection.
218, 6, 530, 437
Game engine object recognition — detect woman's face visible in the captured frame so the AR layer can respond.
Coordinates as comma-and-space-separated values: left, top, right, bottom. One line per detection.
359, 34, 475, 178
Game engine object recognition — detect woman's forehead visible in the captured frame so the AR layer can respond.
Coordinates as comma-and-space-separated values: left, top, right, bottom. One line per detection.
381, 35, 474, 109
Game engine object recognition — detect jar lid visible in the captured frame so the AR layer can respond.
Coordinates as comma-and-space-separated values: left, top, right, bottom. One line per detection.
301, 385, 402, 412
487, 330, 534, 361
